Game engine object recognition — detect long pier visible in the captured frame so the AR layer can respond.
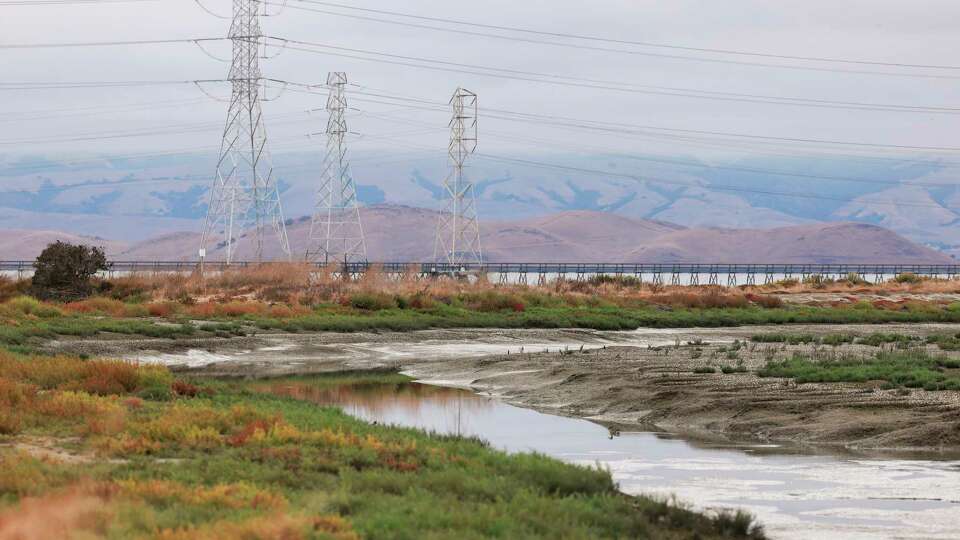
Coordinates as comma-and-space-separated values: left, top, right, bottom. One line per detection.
2, 261, 959, 285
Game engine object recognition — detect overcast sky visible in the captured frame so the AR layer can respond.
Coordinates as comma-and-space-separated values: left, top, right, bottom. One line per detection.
3, 0, 960, 165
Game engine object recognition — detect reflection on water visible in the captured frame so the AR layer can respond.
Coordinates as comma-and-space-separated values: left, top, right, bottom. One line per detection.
303, 381, 960, 540
264, 381, 492, 436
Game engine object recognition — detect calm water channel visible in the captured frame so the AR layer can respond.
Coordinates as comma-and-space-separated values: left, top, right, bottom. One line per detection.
264, 379, 960, 540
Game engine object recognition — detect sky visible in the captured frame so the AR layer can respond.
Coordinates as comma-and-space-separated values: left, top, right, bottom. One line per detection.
3, 0, 960, 165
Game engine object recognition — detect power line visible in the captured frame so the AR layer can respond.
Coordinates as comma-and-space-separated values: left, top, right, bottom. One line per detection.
0, 97, 210, 123
479, 109, 960, 152
313, 128, 959, 212
0, 0, 154, 5
0, 37, 225, 49
283, 82, 960, 165
267, 37, 960, 113
2, 117, 952, 214
275, 80, 960, 154
275, 0, 960, 78
276, 83, 960, 173
0, 79, 220, 90
0, 110, 314, 146
357, 108, 958, 190
0, 115, 439, 175
284, 0, 960, 70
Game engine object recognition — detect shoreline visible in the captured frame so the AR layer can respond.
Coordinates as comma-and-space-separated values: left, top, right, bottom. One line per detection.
52, 323, 960, 454
402, 345, 960, 455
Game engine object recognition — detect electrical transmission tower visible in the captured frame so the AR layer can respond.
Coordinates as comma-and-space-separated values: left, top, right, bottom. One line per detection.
200, 0, 290, 264
307, 72, 366, 264
434, 88, 482, 267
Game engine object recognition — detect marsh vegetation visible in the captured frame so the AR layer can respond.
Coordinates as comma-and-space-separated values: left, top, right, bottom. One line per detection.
0, 352, 765, 539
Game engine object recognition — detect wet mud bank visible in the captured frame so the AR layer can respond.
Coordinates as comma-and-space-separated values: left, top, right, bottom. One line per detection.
405, 343, 960, 453
51, 323, 960, 451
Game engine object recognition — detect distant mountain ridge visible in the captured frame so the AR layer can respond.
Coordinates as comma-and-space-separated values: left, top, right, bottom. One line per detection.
0, 230, 127, 260
3, 151, 959, 257
93, 205, 950, 264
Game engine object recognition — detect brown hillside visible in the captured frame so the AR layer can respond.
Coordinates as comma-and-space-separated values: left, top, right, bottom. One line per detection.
18, 206, 952, 264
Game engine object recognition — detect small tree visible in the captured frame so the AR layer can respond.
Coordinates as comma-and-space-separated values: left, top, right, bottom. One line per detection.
31, 241, 109, 301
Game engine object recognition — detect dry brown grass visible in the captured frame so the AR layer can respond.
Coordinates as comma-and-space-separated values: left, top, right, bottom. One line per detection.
7, 263, 959, 317
756, 275, 960, 295
100, 268, 886, 311
0, 476, 302, 540
0, 482, 114, 540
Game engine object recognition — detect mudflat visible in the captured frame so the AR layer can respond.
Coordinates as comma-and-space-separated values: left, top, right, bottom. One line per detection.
54, 323, 960, 452
406, 341, 960, 452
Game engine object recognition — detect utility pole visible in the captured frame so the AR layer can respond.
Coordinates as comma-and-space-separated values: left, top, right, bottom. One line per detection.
200, 0, 290, 265
434, 88, 482, 268
307, 72, 366, 264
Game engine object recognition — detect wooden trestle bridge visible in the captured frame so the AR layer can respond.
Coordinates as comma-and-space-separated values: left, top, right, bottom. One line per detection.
2, 261, 959, 286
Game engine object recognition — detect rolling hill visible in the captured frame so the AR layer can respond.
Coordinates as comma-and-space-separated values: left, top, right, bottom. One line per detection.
101, 205, 952, 264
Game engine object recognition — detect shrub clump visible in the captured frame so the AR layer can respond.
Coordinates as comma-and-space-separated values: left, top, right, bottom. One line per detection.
463, 291, 526, 312
893, 272, 923, 284
347, 292, 398, 311
750, 333, 816, 345
30, 242, 109, 301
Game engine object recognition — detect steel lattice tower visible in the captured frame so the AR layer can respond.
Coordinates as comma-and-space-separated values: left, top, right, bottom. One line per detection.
307, 72, 366, 263
434, 88, 482, 266
200, 0, 290, 264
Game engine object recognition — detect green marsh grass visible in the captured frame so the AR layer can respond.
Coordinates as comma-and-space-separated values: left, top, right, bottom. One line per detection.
0, 356, 767, 539
758, 350, 960, 391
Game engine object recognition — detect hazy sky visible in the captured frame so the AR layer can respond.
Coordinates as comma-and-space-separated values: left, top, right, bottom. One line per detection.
3, 0, 960, 164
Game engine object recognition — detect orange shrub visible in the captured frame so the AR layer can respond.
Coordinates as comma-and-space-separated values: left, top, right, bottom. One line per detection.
84, 407, 125, 436
100, 274, 153, 301
648, 291, 750, 309
122, 397, 144, 410
407, 292, 435, 310
97, 433, 161, 456
0, 481, 116, 538
171, 380, 199, 398
63, 297, 128, 317
146, 302, 179, 318
155, 514, 315, 540
36, 391, 122, 421
266, 304, 311, 318
3, 296, 63, 318
312, 515, 360, 540
0, 378, 38, 408
0, 410, 22, 435
218, 301, 264, 317
107, 403, 274, 454
747, 293, 784, 308
186, 303, 217, 318
464, 291, 526, 313
42, 359, 145, 396
186, 301, 266, 318
0, 352, 165, 395
119, 480, 286, 511
228, 418, 282, 447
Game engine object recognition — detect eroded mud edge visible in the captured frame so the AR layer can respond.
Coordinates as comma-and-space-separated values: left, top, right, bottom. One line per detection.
42, 323, 960, 454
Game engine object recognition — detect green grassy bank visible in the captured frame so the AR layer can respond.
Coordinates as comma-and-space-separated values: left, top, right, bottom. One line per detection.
0, 354, 764, 539
6, 293, 960, 351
